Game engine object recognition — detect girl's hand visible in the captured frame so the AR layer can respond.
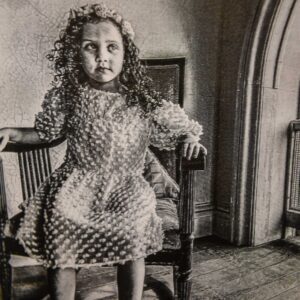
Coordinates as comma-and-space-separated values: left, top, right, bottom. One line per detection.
181, 136, 207, 160
0, 128, 10, 152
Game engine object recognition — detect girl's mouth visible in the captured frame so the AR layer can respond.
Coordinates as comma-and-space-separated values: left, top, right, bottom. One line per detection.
96, 66, 110, 73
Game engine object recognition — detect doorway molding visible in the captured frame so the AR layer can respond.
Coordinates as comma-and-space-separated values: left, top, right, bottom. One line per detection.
232, 0, 298, 245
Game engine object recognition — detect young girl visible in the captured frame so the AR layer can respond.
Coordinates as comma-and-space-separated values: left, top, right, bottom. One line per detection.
0, 3, 206, 300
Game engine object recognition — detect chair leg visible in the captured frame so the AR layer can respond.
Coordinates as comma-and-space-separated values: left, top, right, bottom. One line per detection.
174, 233, 194, 300
174, 265, 192, 300
0, 239, 12, 300
173, 266, 178, 299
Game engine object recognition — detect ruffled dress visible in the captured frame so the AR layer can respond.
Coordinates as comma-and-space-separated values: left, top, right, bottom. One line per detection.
17, 84, 203, 269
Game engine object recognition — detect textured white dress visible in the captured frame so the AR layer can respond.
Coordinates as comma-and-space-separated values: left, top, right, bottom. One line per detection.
17, 84, 203, 269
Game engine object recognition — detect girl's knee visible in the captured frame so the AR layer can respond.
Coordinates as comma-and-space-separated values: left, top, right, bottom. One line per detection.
48, 267, 76, 278
122, 257, 144, 266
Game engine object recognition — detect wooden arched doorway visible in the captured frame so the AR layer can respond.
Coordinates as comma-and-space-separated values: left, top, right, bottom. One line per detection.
232, 0, 300, 246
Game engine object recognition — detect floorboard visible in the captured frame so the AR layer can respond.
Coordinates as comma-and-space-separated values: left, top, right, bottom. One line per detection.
5, 236, 300, 299
268, 284, 300, 300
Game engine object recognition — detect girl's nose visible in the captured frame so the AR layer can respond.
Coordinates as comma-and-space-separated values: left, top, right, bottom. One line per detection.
96, 48, 108, 63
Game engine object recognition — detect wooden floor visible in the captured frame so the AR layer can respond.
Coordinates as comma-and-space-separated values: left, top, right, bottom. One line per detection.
190, 237, 300, 300
7, 236, 300, 299
74, 237, 300, 299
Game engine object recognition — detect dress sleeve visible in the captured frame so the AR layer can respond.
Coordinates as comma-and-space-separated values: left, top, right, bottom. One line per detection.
34, 87, 67, 142
150, 100, 203, 150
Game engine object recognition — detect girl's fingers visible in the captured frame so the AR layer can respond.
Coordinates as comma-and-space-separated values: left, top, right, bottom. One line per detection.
187, 143, 200, 160
183, 143, 208, 160
192, 143, 201, 159
181, 141, 208, 160
199, 144, 208, 156
182, 142, 189, 157
186, 144, 194, 160
0, 134, 9, 152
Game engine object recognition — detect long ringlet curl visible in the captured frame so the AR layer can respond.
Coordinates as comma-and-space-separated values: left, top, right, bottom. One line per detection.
46, 5, 163, 117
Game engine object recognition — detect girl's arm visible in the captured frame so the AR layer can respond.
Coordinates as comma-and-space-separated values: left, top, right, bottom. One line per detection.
0, 127, 42, 151
0, 86, 68, 152
150, 99, 207, 160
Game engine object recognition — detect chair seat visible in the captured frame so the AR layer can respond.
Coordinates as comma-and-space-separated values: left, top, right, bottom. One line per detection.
9, 255, 41, 268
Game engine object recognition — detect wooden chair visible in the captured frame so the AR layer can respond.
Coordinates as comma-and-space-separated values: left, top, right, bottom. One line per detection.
0, 143, 205, 300
0, 58, 206, 299
146, 148, 206, 299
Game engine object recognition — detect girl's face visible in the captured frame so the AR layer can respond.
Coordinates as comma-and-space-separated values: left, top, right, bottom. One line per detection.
80, 20, 125, 91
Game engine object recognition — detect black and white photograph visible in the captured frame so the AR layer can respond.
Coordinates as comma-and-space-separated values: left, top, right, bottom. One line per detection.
0, 0, 299, 299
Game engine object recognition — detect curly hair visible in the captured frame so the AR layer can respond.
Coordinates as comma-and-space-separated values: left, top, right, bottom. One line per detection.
47, 5, 163, 116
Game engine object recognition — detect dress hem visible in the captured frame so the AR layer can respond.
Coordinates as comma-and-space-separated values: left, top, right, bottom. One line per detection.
16, 233, 163, 270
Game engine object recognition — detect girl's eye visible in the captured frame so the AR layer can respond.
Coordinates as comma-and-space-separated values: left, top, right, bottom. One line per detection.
84, 43, 97, 51
108, 44, 119, 52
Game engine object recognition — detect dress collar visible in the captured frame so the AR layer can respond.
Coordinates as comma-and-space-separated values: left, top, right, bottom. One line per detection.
78, 81, 126, 97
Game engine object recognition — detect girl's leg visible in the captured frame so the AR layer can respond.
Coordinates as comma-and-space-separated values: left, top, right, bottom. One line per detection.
47, 268, 76, 300
117, 258, 145, 300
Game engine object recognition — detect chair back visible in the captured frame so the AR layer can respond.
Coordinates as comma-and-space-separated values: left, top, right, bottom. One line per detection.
18, 147, 52, 200
0, 144, 52, 225
144, 58, 185, 182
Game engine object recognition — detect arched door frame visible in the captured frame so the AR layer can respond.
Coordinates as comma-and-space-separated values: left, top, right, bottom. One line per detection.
232, 0, 298, 245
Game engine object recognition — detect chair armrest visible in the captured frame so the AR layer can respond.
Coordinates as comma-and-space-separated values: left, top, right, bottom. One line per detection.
181, 153, 206, 171
1, 136, 65, 153
177, 149, 206, 234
